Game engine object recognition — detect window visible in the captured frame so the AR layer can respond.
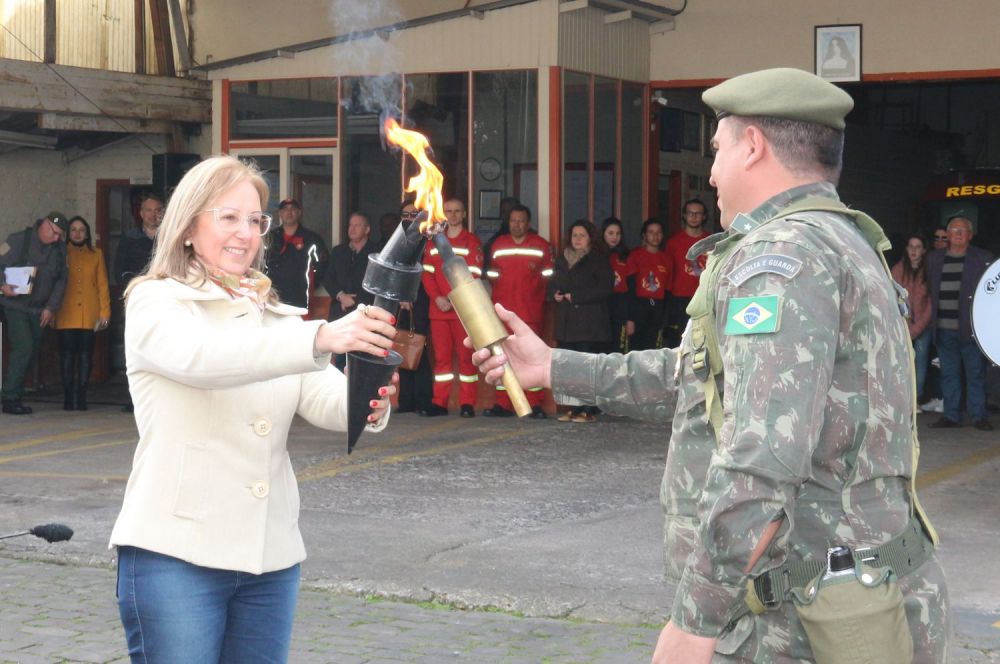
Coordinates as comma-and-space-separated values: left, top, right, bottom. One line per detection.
229, 79, 338, 140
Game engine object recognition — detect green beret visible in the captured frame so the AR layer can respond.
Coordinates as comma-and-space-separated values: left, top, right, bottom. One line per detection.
703, 68, 854, 130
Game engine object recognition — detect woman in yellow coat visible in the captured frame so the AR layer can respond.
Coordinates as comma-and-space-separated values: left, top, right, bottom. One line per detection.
55, 216, 110, 410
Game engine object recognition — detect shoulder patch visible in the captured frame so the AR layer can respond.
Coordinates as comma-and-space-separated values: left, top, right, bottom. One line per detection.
0, 242, 9, 256
727, 254, 803, 286
724, 295, 782, 335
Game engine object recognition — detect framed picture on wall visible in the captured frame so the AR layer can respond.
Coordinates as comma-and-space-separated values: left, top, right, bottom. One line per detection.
815, 24, 862, 82
479, 189, 502, 220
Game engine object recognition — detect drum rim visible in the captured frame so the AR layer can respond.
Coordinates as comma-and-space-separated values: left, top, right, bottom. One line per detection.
971, 260, 1000, 365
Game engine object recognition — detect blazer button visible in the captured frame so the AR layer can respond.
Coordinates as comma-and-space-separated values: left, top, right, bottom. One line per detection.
251, 481, 269, 498
253, 418, 272, 436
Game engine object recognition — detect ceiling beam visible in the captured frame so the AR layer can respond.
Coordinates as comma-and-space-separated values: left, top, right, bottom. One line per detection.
43, 0, 56, 63
0, 129, 57, 149
604, 10, 633, 23
593, 0, 679, 21
38, 113, 174, 134
649, 18, 675, 34
0, 59, 211, 123
560, 0, 591, 13
166, 0, 192, 73
148, 0, 175, 76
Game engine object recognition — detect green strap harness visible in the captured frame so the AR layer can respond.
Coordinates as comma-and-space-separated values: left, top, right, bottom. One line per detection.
683, 198, 937, 612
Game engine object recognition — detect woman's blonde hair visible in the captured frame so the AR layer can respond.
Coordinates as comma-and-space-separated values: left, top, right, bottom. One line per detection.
124, 154, 272, 302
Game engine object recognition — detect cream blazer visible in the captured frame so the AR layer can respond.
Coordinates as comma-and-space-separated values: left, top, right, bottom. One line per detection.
109, 277, 386, 574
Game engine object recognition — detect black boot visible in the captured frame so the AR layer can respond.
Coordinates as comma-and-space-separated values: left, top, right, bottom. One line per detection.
77, 354, 91, 411
60, 350, 76, 411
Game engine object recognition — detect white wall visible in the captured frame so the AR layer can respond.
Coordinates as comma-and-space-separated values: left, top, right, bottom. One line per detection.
651, 0, 1000, 82
0, 150, 73, 239
0, 129, 211, 244
191, 0, 526, 66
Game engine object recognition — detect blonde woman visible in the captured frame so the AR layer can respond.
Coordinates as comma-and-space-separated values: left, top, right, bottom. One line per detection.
110, 155, 397, 663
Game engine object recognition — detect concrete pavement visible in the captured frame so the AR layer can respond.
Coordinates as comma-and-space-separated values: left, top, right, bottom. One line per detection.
1, 388, 998, 662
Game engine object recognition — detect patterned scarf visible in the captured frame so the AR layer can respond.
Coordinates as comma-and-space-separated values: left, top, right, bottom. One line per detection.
208, 268, 272, 311
563, 246, 590, 269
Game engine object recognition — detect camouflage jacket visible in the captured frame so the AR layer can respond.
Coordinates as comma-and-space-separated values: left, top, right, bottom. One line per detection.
551, 182, 946, 652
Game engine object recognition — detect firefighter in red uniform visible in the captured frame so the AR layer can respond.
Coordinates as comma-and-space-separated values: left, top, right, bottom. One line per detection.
662, 198, 709, 347
421, 198, 483, 418
483, 204, 553, 418
625, 219, 672, 351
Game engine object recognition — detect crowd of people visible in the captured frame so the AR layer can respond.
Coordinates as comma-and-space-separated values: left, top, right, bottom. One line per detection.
4, 187, 992, 431
1, 65, 994, 662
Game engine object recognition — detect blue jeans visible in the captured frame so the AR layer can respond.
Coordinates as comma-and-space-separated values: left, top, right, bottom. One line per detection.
913, 330, 931, 401
936, 328, 987, 422
117, 546, 300, 663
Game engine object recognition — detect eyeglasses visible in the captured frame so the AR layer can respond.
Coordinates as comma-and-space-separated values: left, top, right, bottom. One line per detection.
400, 210, 419, 219
933, 235, 948, 241
199, 207, 272, 236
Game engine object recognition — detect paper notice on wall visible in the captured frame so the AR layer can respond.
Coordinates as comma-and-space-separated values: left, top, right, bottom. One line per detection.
3, 266, 36, 295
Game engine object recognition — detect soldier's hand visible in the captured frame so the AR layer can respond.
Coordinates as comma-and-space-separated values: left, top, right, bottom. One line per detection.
0, 284, 15, 297
651, 621, 715, 664
39, 309, 55, 327
465, 303, 551, 390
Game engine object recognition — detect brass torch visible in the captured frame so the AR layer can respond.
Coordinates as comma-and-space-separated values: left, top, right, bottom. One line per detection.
431, 233, 531, 417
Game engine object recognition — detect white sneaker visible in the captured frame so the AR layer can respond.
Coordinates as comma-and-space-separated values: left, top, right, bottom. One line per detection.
920, 398, 944, 413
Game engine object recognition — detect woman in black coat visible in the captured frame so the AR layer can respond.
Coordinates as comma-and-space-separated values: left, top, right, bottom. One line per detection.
548, 220, 614, 422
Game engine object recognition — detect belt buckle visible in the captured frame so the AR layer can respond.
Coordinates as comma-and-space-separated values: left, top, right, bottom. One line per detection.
855, 546, 878, 564
752, 573, 780, 610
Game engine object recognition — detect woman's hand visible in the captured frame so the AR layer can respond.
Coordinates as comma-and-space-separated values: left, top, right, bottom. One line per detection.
553, 290, 565, 303
465, 303, 552, 390
367, 373, 399, 424
315, 304, 397, 356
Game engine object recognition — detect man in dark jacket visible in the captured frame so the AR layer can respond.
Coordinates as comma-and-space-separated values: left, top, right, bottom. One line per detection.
113, 193, 163, 413
264, 198, 329, 311
0, 213, 69, 414
114, 193, 163, 286
926, 214, 994, 430
323, 211, 378, 369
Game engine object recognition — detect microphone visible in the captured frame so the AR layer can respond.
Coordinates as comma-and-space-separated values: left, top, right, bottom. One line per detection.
0, 523, 74, 543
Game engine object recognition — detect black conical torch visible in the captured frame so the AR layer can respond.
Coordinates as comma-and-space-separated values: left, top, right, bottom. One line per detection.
345, 216, 433, 453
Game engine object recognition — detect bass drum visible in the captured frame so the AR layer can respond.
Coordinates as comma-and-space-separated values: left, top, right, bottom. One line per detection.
972, 260, 1000, 365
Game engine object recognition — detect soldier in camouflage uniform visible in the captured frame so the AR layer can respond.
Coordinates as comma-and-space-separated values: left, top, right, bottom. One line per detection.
471, 68, 950, 662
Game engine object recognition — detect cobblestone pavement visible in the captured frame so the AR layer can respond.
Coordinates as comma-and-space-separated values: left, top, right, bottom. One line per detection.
2, 557, 998, 664
0, 557, 659, 664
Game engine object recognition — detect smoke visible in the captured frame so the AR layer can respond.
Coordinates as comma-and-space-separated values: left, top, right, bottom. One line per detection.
328, 0, 404, 118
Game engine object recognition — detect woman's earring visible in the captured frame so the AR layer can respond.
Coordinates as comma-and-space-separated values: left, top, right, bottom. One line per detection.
184, 240, 192, 247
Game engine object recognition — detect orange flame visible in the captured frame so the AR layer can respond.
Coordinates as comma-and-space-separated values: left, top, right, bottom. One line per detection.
384, 117, 445, 233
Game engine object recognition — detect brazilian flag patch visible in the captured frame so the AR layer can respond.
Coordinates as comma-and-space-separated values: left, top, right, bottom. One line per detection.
724, 295, 781, 335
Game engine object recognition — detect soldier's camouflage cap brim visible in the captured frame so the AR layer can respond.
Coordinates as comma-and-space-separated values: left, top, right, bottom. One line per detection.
703, 68, 854, 130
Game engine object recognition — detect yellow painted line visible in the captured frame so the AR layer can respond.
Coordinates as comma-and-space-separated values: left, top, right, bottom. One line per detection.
916, 444, 1000, 489
0, 470, 129, 481
0, 438, 135, 465
300, 429, 522, 482
296, 418, 464, 481
0, 425, 135, 453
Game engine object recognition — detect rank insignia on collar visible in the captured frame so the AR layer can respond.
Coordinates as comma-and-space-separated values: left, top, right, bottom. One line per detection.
724, 295, 781, 335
